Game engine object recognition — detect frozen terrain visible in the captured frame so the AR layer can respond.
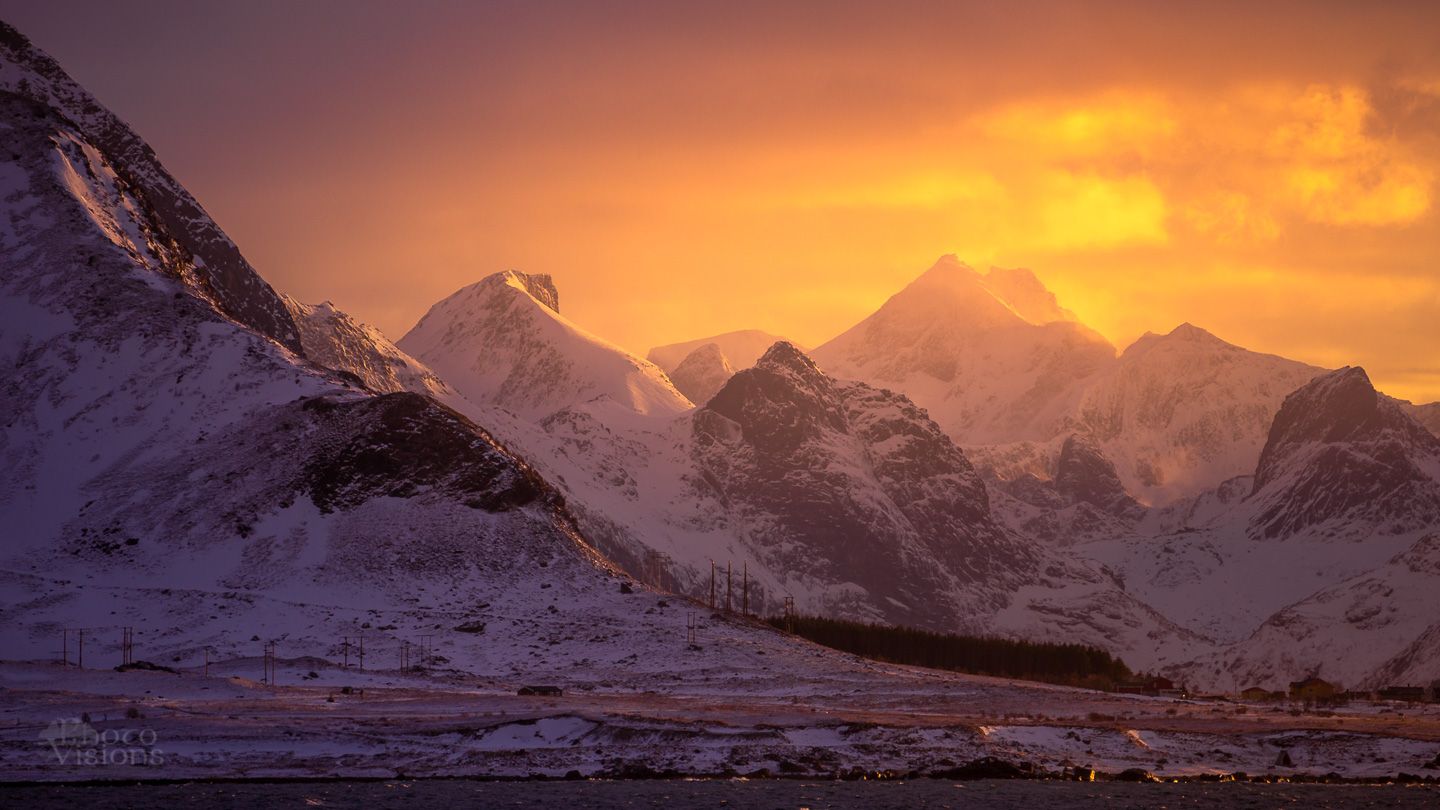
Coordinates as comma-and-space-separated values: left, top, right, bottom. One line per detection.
5, 659, 1440, 782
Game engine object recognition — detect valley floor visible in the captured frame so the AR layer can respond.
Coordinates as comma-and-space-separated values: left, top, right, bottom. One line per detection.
3, 661, 1437, 783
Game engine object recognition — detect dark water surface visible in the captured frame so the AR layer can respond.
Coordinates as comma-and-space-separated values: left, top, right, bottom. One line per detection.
2, 780, 1437, 809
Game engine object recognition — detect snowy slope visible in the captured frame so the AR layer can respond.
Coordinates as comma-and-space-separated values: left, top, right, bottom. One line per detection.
398, 271, 693, 420
648, 329, 792, 372
812, 256, 1117, 446
1177, 534, 1440, 692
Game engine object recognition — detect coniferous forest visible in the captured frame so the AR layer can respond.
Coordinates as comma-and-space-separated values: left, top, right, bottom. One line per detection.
768, 614, 1134, 689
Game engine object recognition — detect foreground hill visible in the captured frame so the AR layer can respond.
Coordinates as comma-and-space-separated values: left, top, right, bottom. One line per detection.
0, 20, 833, 690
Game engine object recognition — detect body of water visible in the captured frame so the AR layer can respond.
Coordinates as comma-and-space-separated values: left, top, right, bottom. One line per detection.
3, 779, 1438, 809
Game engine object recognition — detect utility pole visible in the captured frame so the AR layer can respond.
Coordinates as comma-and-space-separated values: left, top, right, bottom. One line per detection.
784, 596, 795, 634
77, 629, 83, 669
709, 561, 716, 609
686, 613, 698, 645
203, 647, 210, 678
121, 627, 134, 666
358, 635, 365, 671
59, 628, 69, 667
401, 640, 410, 671
418, 634, 435, 669
742, 562, 749, 617
342, 636, 350, 669
726, 561, 733, 613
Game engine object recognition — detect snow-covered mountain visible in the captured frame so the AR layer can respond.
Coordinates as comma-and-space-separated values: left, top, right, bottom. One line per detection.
648, 329, 792, 373
1248, 366, 1440, 541
398, 271, 692, 420
666, 342, 734, 406
0, 22, 826, 689
1070, 324, 1324, 505
813, 256, 1117, 446
482, 341, 1203, 670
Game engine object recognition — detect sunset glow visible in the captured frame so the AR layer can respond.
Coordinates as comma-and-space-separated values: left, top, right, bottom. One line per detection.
7, 0, 1439, 400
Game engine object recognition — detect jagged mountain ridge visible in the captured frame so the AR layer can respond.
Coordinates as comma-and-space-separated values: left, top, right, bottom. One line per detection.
398, 270, 693, 420
283, 295, 452, 397
816, 259, 1333, 507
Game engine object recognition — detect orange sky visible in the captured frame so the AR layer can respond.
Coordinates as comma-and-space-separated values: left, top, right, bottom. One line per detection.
6, 1, 1440, 401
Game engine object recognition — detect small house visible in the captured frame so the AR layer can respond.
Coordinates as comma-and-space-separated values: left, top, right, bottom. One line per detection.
1239, 686, 1272, 701
517, 685, 564, 697
1378, 685, 1424, 702
1116, 676, 1176, 697
1288, 677, 1338, 702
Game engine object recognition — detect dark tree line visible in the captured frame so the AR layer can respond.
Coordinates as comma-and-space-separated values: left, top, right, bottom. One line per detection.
767, 614, 1133, 689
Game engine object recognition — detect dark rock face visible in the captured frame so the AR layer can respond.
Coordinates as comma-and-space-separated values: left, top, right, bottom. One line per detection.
1249, 367, 1440, 539
693, 342, 1032, 627
704, 342, 849, 453
514, 272, 560, 313
1054, 435, 1142, 518
0, 21, 303, 354
298, 393, 547, 513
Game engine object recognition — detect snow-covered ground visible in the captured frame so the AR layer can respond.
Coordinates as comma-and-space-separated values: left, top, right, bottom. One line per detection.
4, 660, 1438, 781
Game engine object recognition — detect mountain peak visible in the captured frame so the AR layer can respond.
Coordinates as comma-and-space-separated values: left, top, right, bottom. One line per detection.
916, 253, 980, 279
1167, 322, 1218, 341
757, 340, 817, 373
1122, 322, 1235, 360
399, 270, 690, 419
504, 270, 560, 313
1252, 364, 1435, 492
465, 270, 561, 313
982, 266, 1078, 325
704, 342, 844, 449
1260, 366, 1380, 461
1249, 365, 1440, 537
668, 343, 734, 406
